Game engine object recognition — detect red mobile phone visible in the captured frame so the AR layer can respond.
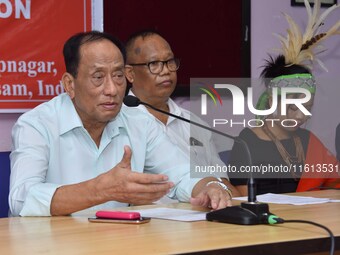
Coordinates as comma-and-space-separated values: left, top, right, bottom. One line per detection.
95, 210, 141, 220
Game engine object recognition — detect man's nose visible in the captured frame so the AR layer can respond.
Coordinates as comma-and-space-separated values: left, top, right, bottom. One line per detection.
103, 76, 118, 96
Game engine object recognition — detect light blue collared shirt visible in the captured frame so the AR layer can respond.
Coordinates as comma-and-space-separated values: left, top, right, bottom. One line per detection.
9, 93, 199, 216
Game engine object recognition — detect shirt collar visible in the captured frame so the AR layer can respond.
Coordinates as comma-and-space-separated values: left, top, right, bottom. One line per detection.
167, 97, 182, 117
59, 95, 83, 135
105, 109, 125, 139
59, 94, 125, 139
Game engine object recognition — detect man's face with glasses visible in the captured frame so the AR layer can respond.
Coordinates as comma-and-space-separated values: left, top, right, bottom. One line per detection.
126, 34, 179, 104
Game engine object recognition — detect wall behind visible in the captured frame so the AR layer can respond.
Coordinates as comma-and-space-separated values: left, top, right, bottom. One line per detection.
103, 0, 248, 97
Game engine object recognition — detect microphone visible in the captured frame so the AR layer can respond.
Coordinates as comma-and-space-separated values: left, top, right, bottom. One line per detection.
123, 95, 277, 225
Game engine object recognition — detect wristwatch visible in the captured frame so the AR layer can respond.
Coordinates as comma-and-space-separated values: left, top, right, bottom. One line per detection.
206, 180, 233, 198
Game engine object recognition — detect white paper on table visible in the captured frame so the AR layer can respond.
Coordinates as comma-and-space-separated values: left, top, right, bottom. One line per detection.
136, 208, 206, 221
233, 193, 340, 205
329, 199, 340, 203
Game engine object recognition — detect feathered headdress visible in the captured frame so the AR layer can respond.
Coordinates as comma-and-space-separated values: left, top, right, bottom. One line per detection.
273, 0, 340, 71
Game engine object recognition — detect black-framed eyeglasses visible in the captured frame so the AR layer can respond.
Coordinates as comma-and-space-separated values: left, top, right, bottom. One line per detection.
128, 58, 180, 74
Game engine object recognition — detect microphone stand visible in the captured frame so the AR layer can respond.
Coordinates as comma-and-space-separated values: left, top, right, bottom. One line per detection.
137, 99, 275, 225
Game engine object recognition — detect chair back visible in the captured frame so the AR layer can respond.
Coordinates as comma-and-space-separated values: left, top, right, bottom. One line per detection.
0, 151, 10, 218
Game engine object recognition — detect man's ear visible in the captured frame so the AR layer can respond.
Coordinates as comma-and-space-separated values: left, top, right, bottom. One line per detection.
62, 72, 75, 99
125, 65, 134, 83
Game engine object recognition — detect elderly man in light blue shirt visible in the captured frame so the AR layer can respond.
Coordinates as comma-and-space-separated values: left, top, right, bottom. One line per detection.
10, 94, 198, 216
9, 31, 231, 216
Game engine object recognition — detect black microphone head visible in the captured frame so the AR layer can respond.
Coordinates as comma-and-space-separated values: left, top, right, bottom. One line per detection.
123, 95, 141, 107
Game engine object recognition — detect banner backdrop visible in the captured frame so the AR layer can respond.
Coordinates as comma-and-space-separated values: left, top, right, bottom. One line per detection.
0, 0, 95, 112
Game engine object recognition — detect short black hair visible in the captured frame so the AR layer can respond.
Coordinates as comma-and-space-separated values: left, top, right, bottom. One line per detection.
260, 55, 311, 87
63, 31, 126, 77
125, 29, 163, 59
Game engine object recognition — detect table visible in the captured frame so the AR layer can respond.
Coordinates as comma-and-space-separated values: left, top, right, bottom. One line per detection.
0, 190, 339, 255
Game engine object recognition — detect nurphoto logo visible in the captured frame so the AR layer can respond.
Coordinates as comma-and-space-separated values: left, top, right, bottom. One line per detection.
192, 80, 312, 129
201, 84, 311, 116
